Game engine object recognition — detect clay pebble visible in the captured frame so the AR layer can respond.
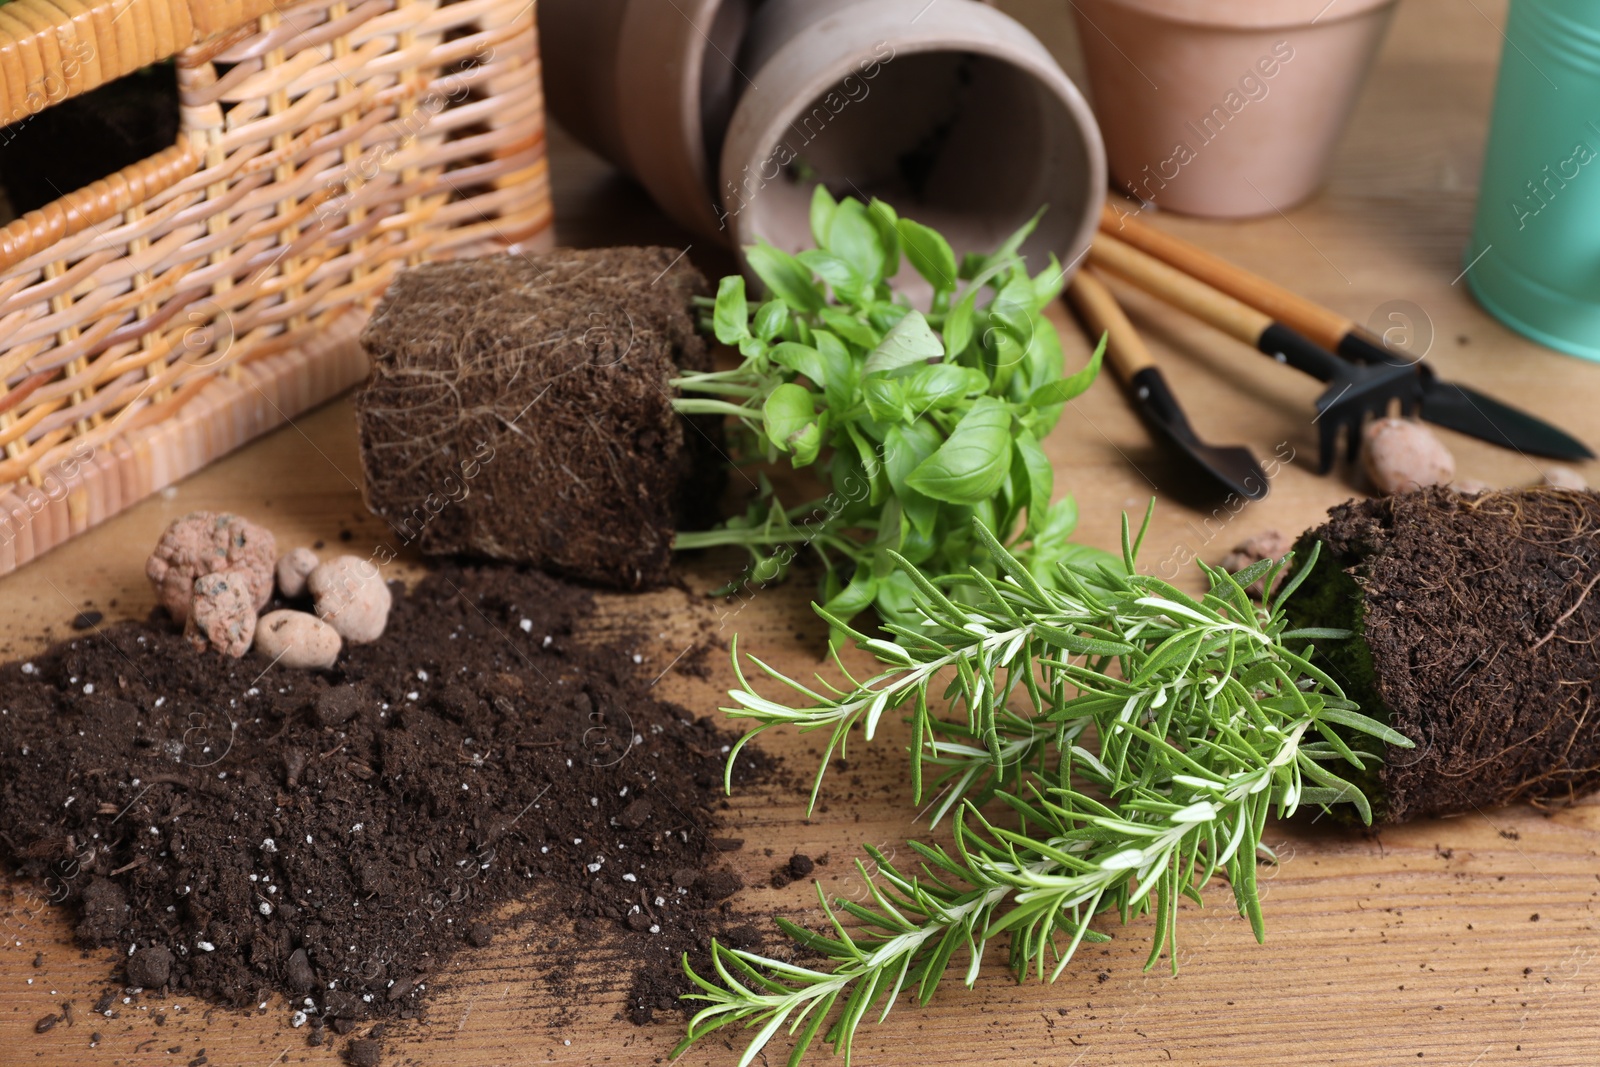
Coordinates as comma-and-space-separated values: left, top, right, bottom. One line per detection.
308, 555, 392, 643
255, 610, 342, 670
1220, 529, 1291, 574
185, 571, 258, 658
1363, 418, 1455, 495
146, 512, 277, 621
276, 547, 320, 599
1543, 466, 1589, 491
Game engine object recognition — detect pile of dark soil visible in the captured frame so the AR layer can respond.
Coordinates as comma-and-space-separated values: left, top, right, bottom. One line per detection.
0, 564, 770, 1054
354, 247, 722, 591
1293, 486, 1600, 822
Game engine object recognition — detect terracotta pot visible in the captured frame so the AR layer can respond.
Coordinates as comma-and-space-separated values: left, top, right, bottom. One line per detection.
539, 0, 758, 239
722, 0, 1106, 293
1072, 0, 1397, 218
537, 0, 632, 169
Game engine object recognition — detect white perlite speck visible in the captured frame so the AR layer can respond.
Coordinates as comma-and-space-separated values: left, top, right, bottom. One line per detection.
519, 619, 533, 633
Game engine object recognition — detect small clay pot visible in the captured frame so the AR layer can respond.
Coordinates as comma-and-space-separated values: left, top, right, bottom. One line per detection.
539, 0, 758, 239
722, 0, 1105, 293
1072, 0, 1397, 217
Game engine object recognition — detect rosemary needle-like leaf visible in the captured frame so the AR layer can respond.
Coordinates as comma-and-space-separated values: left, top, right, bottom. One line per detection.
677, 519, 1410, 1066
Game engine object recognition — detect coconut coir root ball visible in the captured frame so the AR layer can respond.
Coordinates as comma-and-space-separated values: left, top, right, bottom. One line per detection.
355, 247, 720, 590
1292, 487, 1600, 823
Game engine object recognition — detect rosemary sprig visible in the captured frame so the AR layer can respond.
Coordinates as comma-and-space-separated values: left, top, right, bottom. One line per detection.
676, 512, 1411, 1066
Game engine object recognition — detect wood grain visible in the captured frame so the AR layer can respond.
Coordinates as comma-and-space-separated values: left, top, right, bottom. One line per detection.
4, 0, 1600, 1064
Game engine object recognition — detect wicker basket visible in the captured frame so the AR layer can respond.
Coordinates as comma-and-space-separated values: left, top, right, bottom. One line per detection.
0, 0, 551, 575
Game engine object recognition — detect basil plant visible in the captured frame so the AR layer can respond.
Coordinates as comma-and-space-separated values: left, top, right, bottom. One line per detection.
673, 189, 1108, 637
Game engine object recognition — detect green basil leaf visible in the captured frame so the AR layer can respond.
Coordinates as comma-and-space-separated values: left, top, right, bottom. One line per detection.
1033, 253, 1067, 308
789, 418, 825, 467
819, 308, 879, 350
844, 422, 888, 504
883, 421, 942, 538
872, 497, 905, 575
898, 217, 958, 293
762, 382, 817, 453
820, 565, 878, 639
1014, 430, 1054, 535
1038, 496, 1079, 544
867, 198, 901, 281
990, 273, 1037, 348
868, 303, 910, 336
895, 518, 938, 567
992, 205, 1046, 268
943, 291, 976, 359
958, 251, 988, 281
986, 272, 1038, 393
874, 567, 922, 626
905, 396, 1013, 505
1020, 317, 1065, 397
863, 377, 907, 425
746, 241, 825, 312
1027, 331, 1105, 407
827, 198, 886, 287
797, 249, 866, 304
900, 363, 977, 414
753, 299, 789, 342
712, 275, 749, 345
864, 310, 941, 375
809, 184, 838, 248
770, 342, 829, 388
811, 330, 858, 410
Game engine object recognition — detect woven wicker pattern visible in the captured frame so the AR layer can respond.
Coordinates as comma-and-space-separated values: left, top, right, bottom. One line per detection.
0, 0, 550, 572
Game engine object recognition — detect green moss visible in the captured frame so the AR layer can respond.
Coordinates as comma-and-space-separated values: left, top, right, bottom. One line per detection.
1284, 534, 1393, 821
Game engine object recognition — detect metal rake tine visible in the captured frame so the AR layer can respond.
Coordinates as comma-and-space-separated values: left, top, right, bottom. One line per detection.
1317, 408, 1341, 474
1346, 411, 1367, 463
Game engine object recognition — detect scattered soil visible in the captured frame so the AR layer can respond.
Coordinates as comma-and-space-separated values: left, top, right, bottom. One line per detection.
0, 563, 772, 1051
769, 853, 815, 889
1293, 487, 1600, 822
354, 247, 723, 590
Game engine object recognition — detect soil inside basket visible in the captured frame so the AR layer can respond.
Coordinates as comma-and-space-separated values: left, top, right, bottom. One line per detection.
0, 563, 773, 1052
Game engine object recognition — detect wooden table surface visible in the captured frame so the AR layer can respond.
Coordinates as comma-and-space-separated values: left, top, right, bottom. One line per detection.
6, 0, 1600, 1064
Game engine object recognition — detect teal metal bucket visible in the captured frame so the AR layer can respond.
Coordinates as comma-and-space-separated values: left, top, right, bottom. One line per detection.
1465, 0, 1600, 362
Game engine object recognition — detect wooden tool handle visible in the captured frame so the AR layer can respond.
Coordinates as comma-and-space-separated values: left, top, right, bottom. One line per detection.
1089, 231, 1274, 347
1065, 268, 1154, 386
1099, 202, 1355, 350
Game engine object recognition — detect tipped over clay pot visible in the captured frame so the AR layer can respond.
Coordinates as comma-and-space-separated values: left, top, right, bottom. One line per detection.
1072, 0, 1398, 217
723, 0, 1105, 291
539, 0, 758, 239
